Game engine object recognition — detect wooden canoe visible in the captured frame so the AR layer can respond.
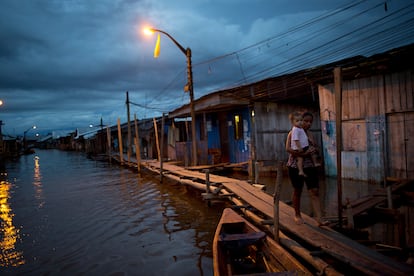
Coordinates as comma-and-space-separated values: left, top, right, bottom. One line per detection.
213, 208, 311, 276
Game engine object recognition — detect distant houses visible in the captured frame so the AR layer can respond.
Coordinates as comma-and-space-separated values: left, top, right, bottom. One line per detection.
8, 43, 413, 185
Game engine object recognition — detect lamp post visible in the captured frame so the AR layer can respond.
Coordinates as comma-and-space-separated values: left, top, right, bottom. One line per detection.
144, 28, 198, 166
23, 125, 36, 151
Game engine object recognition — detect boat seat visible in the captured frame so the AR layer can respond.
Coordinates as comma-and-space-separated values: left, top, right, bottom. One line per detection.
219, 231, 266, 249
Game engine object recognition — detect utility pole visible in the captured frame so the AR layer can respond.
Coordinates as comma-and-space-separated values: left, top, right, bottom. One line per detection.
145, 28, 197, 166
186, 48, 198, 166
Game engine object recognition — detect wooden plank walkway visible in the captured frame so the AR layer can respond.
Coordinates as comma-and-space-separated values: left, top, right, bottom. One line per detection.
119, 157, 413, 275
348, 179, 412, 217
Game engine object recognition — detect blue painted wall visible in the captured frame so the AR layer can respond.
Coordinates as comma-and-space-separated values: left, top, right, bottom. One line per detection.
198, 108, 251, 164
205, 113, 221, 164
226, 108, 251, 163
321, 115, 385, 183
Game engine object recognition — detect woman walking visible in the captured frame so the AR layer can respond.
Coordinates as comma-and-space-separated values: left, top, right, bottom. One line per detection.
285, 111, 328, 226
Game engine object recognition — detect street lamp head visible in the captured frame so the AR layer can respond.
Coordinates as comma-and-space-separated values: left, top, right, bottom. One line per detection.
143, 27, 162, 58
143, 27, 156, 36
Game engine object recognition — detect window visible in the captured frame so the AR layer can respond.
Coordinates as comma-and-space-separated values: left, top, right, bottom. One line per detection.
234, 114, 243, 140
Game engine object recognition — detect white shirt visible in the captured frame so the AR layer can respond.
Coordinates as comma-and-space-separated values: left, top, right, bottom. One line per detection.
291, 126, 309, 150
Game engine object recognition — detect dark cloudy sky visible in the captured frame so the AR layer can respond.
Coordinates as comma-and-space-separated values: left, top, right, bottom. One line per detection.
1, 0, 413, 137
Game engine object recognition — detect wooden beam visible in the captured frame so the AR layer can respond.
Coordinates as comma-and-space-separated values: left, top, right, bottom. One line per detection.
334, 67, 343, 229
117, 118, 123, 165
134, 114, 141, 174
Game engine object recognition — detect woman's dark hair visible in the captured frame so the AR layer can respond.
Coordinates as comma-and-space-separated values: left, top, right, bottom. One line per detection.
302, 111, 313, 118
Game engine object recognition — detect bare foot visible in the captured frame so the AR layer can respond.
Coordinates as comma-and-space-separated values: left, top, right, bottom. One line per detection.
317, 219, 329, 227
294, 216, 304, 225
298, 172, 308, 177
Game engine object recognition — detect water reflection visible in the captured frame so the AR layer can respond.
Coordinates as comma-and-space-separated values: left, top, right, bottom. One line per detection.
33, 156, 44, 208
157, 179, 225, 276
0, 172, 25, 267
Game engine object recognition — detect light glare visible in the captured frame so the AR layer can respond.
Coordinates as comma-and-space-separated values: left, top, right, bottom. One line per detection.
143, 28, 154, 36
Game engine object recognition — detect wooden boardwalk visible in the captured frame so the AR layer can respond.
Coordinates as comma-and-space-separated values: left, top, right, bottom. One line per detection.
348, 178, 412, 217
116, 157, 413, 275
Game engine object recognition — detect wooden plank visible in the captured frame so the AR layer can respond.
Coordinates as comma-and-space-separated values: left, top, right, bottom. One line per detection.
351, 196, 387, 216
140, 160, 413, 275
360, 78, 367, 117
186, 163, 229, 170
342, 81, 351, 120
221, 180, 411, 275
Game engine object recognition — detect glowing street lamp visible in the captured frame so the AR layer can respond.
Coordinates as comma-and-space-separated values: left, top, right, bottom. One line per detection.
144, 27, 198, 166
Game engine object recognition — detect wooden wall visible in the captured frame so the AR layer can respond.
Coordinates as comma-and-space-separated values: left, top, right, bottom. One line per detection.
319, 69, 414, 182
253, 102, 321, 165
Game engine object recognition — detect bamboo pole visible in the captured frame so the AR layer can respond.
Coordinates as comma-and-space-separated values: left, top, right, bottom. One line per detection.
134, 114, 141, 174
117, 118, 124, 165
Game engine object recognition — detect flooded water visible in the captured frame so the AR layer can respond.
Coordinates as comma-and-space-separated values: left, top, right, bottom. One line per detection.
1, 149, 408, 275
0, 149, 227, 275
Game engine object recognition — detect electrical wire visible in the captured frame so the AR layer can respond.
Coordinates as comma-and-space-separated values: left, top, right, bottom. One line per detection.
135, 0, 414, 114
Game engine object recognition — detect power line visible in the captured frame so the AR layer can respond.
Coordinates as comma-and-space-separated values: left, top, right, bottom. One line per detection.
139, 0, 413, 113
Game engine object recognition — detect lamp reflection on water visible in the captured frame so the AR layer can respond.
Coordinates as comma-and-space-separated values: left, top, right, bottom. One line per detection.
0, 175, 25, 267
33, 156, 44, 208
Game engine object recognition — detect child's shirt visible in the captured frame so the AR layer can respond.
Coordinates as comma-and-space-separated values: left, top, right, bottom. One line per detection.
291, 126, 309, 150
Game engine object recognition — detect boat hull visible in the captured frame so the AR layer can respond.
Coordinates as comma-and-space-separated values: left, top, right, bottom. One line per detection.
213, 208, 311, 276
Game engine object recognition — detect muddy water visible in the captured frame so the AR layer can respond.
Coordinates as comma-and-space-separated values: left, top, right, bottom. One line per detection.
0, 149, 228, 275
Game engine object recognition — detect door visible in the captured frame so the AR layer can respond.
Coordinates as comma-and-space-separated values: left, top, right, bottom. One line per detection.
218, 112, 230, 163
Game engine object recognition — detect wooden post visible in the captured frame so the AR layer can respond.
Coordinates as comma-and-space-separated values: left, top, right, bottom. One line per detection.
381, 129, 392, 208
185, 119, 189, 168
117, 118, 124, 165
106, 126, 111, 162
273, 161, 283, 243
345, 198, 354, 229
134, 114, 141, 174
126, 91, 132, 163
153, 118, 161, 161
334, 67, 343, 228
160, 114, 165, 183
254, 161, 259, 184
249, 102, 257, 183
205, 169, 211, 207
